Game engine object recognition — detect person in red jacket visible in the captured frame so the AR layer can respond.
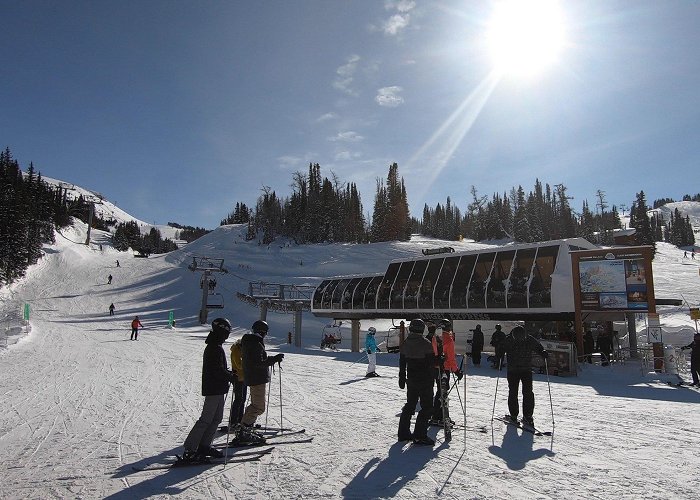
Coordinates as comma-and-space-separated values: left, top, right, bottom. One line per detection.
130, 316, 143, 341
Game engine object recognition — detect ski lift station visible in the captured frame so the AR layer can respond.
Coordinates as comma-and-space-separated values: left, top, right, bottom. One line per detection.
310, 238, 663, 375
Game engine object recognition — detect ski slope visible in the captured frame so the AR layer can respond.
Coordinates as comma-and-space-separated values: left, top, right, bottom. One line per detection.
0, 221, 699, 499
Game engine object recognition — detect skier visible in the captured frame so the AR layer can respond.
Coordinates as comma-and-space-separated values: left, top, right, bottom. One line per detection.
223, 338, 247, 432
116, 260, 120, 267
430, 320, 463, 428
502, 326, 548, 427
107, 274, 113, 285
365, 327, 381, 377
108, 303, 115, 316
130, 316, 143, 341
490, 324, 506, 369
470, 324, 485, 366
681, 333, 700, 386
397, 319, 436, 446
426, 322, 445, 425
181, 318, 236, 463
234, 320, 284, 444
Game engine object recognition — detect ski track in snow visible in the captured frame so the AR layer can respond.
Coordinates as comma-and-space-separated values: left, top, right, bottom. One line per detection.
0, 222, 698, 499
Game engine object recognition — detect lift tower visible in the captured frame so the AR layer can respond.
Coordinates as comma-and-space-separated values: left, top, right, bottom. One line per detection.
187, 256, 228, 324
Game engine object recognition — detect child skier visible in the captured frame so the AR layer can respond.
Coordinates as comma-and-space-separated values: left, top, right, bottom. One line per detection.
181, 318, 236, 463
365, 327, 380, 377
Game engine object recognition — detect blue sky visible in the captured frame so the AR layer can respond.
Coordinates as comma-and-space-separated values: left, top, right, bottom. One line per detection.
2, 1, 699, 229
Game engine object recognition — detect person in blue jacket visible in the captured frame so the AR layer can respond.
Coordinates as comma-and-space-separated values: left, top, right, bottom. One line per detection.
365, 327, 381, 377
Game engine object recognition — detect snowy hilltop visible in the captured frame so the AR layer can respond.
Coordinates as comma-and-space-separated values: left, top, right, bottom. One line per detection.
0, 192, 699, 499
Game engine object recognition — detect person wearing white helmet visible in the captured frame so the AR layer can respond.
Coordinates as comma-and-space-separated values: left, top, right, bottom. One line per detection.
365, 327, 381, 377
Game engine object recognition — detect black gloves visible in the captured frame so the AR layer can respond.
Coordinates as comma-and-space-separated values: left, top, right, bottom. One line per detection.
399, 375, 406, 389
542, 350, 549, 359
270, 353, 284, 364
367, 348, 372, 354
456, 370, 464, 381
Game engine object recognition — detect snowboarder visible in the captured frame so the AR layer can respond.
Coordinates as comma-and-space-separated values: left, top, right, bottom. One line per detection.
397, 319, 436, 446
107, 274, 112, 285
130, 316, 143, 340
470, 324, 484, 366
681, 333, 700, 386
234, 320, 284, 444
108, 303, 115, 316
490, 324, 506, 369
181, 318, 236, 462
502, 326, 548, 427
365, 327, 380, 377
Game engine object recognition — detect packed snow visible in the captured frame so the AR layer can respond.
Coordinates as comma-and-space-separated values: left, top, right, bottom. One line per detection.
1, 216, 699, 499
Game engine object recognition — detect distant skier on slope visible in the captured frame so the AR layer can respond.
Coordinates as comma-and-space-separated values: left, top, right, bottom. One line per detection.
180, 318, 236, 463
108, 303, 115, 316
365, 327, 380, 378
397, 319, 436, 446
470, 324, 484, 366
681, 333, 700, 387
490, 324, 506, 369
130, 316, 143, 341
108, 274, 112, 285
502, 326, 548, 427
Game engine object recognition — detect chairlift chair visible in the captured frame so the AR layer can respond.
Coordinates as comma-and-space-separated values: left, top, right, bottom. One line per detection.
207, 292, 224, 309
321, 321, 343, 349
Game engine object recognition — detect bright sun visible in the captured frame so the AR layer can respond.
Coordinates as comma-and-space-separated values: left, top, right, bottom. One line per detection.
486, 0, 567, 78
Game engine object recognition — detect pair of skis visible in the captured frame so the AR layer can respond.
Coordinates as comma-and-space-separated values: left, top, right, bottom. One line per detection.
493, 415, 553, 436
132, 448, 274, 472
215, 428, 312, 449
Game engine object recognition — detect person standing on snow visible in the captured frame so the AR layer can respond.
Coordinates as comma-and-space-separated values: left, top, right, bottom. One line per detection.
470, 324, 485, 366
490, 324, 506, 369
130, 316, 143, 341
223, 338, 247, 432
681, 333, 700, 386
108, 303, 115, 316
365, 327, 381, 377
108, 274, 113, 285
181, 318, 236, 462
398, 319, 436, 446
502, 326, 548, 427
234, 320, 284, 445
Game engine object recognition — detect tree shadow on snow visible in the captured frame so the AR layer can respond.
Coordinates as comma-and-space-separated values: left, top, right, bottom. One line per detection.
341, 440, 448, 498
488, 424, 554, 470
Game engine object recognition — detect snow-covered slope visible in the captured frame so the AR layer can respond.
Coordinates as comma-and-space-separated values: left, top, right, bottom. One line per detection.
0, 211, 698, 499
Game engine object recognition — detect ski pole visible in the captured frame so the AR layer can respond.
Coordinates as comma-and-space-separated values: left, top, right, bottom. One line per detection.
490, 356, 502, 424
544, 357, 555, 433
223, 392, 231, 466
265, 365, 273, 430
278, 362, 283, 434
349, 352, 368, 368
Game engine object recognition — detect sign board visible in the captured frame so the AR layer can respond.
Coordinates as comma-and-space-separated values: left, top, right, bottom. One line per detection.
647, 313, 662, 343
532, 340, 577, 376
168, 311, 175, 327
690, 308, 700, 321
577, 252, 649, 312
23, 303, 30, 321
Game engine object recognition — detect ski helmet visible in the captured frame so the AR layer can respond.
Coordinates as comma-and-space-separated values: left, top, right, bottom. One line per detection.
495, 324, 502, 330
409, 318, 426, 334
368, 327, 376, 335
440, 319, 452, 331
211, 318, 232, 335
511, 326, 526, 340
252, 320, 269, 335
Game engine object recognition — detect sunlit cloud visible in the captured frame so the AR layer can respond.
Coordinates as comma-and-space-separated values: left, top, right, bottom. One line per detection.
334, 150, 363, 161
382, 0, 416, 35
375, 86, 404, 107
405, 71, 501, 201
316, 112, 337, 122
277, 155, 303, 167
328, 131, 365, 142
333, 55, 361, 95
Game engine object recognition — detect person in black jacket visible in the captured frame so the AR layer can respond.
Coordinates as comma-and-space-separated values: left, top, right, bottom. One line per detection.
583, 329, 595, 363
470, 324, 485, 366
398, 319, 437, 446
181, 318, 236, 462
502, 326, 547, 427
235, 320, 284, 444
490, 324, 506, 369
681, 333, 700, 386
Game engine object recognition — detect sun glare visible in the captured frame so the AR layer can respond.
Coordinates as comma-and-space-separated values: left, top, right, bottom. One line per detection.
486, 0, 567, 78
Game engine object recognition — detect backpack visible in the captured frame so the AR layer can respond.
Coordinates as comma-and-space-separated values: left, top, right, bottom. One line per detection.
230, 340, 244, 382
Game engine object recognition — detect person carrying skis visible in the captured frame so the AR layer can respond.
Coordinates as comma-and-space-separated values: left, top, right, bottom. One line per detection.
130, 316, 143, 341
470, 324, 484, 366
681, 333, 700, 386
398, 319, 436, 445
365, 327, 381, 377
502, 326, 548, 427
234, 320, 284, 444
181, 318, 236, 462
108, 303, 115, 316
490, 324, 506, 369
